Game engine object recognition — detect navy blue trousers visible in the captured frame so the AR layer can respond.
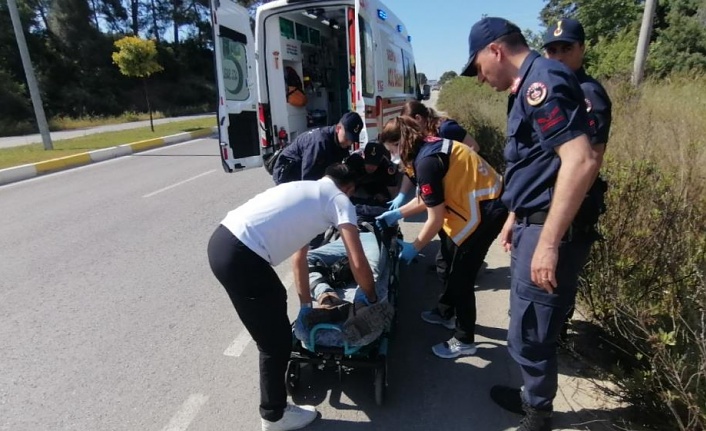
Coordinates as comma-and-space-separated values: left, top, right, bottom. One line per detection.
507, 223, 593, 411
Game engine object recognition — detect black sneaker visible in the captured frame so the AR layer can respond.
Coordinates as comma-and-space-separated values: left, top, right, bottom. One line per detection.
490, 385, 524, 415
517, 405, 552, 431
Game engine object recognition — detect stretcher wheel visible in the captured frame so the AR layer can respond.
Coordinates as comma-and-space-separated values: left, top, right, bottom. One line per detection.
374, 362, 386, 406
285, 360, 301, 395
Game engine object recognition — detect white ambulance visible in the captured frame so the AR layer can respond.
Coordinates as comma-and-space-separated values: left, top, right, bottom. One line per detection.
211, 0, 422, 172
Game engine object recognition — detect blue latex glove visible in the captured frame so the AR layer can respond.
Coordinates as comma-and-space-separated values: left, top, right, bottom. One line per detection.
375, 209, 403, 230
387, 190, 410, 210
398, 239, 419, 265
354, 288, 378, 306
295, 305, 312, 332
297, 305, 312, 321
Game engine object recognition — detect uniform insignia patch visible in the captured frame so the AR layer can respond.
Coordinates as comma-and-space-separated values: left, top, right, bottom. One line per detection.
554, 20, 563, 36
533, 100, 568, 138
584, 98, 593, 112
526, 82, 548, 106
420, 184, 432, 196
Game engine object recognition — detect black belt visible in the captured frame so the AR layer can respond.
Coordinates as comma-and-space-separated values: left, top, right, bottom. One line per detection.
516, 211, 600, 242
516, 211, 548, 225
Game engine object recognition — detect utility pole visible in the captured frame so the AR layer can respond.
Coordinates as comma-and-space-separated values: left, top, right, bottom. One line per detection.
632, 0, 658, 86
7, 0, 53, 150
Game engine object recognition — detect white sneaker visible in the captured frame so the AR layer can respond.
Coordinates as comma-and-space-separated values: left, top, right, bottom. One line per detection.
261, 404, 317, 431
262, 403, 317, 431
431, 337, 477, 359
420, 309, 456, 330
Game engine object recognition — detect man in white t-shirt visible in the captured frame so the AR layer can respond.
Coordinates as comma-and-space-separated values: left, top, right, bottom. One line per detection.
207, 163, 377, 431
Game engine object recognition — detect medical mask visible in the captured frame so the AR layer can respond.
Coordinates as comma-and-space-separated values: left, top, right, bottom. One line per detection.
390, 154, 401, 165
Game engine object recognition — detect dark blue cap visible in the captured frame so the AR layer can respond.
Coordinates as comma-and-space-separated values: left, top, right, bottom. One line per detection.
363, 141, 388, 165
340, 111, 364, 143
543, 18, 585, 47
461, 17, 522, 77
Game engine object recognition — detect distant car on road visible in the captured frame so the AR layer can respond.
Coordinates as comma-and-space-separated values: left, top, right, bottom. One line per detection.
421, 84, 431, 100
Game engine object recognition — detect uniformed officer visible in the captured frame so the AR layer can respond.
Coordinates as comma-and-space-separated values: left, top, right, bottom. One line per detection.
273, 112, 364, 184
346, 141, 400, 205
376, 116, 507, 359
543, 18, 612, 157
543, 18, 612, 341
460, 17, 603, 431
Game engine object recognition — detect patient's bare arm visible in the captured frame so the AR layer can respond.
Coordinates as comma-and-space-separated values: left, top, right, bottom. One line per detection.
338, 223, 377, 303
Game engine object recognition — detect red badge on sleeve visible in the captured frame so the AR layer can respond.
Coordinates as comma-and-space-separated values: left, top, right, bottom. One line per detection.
420, 184, 433, 196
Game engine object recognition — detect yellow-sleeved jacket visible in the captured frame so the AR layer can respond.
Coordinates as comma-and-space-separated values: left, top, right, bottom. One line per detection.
409, 139, 503, 245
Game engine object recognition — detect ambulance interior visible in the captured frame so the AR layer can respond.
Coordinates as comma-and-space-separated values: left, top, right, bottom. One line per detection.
263, 7, 351, 142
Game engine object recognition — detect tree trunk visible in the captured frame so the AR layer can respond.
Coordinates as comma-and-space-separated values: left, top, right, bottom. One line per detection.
172, 0, 180, 45
89, 0, 99, 28
150, 0, 160, 42
131, 0, 139, 36
143, 78, 154, 132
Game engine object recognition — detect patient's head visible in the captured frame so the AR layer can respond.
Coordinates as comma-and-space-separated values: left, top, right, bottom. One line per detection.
362, 142, 388, 174
344, 153, 366, 177
325, 163, 360, 196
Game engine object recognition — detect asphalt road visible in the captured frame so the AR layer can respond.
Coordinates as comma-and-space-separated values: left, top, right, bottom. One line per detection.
0, 139, 614, 430
0, 114, 214, 149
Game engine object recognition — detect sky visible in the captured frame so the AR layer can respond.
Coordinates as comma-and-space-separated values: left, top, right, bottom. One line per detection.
381, 0, 546, 80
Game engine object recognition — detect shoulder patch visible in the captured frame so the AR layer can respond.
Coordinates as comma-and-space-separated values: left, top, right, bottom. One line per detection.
526, 82, 548, 106
584, 98, 593, 112
534, 100, 568, 138
420, 184, 433, 196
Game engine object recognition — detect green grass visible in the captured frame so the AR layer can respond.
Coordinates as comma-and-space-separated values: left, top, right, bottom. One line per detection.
0, 117, 216, 169
48, 111, 167, 131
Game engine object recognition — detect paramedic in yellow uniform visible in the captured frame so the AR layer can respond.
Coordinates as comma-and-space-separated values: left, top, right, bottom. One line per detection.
376, 116, 508, 358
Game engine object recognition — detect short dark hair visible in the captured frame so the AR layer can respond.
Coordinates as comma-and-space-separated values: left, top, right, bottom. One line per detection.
325, 162, 361, 187
343, 153, 366, 176
495, 32, 528, 53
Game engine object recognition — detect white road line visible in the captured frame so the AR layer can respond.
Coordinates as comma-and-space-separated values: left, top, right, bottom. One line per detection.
223, 330, 252, 357
160, 393, 208, 431
143, 170, 216, 198
223, 272, 295, 357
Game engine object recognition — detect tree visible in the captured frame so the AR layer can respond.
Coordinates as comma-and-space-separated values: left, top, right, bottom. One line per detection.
438, 70, 457, 85
112, 36, 163, 130
649, 0, 706, 77
523, 28, 545, 51
416, 72, 428, 85
539, 0, 642, 45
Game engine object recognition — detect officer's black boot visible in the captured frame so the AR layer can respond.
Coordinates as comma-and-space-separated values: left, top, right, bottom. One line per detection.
517, 404, 552, 431
490, 385, 524, 415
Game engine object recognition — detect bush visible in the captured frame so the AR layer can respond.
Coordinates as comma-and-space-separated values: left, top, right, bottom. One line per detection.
436, 77, 507, 172
438, 75, 706, 430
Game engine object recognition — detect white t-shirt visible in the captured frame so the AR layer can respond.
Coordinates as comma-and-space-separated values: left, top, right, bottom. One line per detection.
221, 177, 357, 266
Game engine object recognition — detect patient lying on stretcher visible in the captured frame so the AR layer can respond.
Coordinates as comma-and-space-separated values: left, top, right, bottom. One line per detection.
297, 228, 394, 346
293, 146, 401, 346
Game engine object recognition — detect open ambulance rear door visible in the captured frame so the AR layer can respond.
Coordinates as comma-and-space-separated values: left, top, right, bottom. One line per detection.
211, 0, 260, 172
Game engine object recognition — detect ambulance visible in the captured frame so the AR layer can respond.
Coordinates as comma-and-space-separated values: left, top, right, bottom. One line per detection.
210, 0, 423, 172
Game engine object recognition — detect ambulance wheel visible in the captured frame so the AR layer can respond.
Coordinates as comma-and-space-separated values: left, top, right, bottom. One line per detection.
285, 361, 301, 395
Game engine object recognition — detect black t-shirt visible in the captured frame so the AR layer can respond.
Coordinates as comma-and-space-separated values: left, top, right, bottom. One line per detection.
415, 153, 448, 207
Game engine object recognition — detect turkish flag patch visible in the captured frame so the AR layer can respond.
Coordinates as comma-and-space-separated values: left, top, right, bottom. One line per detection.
420, 184, 433, 195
